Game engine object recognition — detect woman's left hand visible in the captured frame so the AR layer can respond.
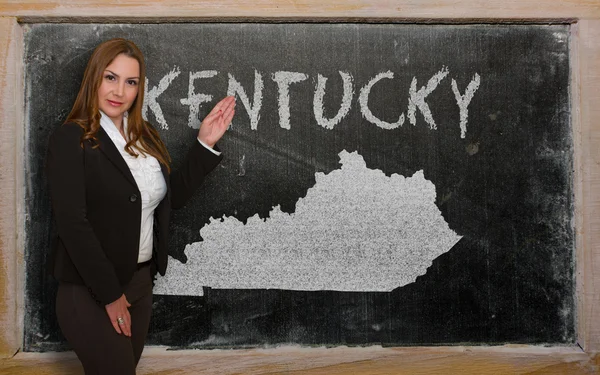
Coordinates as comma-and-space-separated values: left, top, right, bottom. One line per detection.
197, 96, 236, 148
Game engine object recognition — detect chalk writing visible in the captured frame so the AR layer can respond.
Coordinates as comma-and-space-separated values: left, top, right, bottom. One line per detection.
143, 66, 180, 130
227, 71, 264, 130
180, 70, 218, 129
143, 67, 480, 137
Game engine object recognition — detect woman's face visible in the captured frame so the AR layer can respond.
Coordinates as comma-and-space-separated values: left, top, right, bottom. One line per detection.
97, 53, 140, 127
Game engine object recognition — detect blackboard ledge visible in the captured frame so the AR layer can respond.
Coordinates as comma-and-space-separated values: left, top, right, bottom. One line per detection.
4, 345, 596, 374
17, 16, 578, 24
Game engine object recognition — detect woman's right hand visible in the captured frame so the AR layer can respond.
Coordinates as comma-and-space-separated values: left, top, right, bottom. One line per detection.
105, 294, 132, 336
197, 96, 236, 148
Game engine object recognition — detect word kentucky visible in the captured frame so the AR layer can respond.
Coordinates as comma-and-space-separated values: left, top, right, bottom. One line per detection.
142, 67, 480, 139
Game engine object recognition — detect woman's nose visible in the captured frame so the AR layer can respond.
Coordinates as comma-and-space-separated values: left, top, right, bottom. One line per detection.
114, 83, 125, 97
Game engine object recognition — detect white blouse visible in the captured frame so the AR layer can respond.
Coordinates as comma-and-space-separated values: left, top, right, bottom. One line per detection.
99, 111, 221, 263
99, 111, 167, 263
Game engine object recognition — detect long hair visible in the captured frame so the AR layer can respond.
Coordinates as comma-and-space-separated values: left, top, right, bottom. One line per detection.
65, 38, 171, 172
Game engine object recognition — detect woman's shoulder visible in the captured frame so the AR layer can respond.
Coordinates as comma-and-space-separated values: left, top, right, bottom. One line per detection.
54, 121, 84, 133
48, 122, 86, 146
54, 121, 87, 135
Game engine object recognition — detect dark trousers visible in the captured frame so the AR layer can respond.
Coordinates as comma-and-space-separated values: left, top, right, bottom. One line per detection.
56, 264, 153, 375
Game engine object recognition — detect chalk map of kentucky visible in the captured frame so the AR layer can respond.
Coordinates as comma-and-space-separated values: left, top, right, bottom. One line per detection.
154, 150, 462, 296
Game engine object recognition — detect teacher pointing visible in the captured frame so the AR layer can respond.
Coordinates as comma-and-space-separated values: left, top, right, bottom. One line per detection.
46, 38, 235, 374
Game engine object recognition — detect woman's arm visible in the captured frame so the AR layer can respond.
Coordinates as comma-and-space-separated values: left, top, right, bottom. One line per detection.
170, 96, 235, 209
169, 141, 224, 209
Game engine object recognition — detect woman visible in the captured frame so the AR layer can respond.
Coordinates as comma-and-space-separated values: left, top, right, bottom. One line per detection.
46, 38, 235, 374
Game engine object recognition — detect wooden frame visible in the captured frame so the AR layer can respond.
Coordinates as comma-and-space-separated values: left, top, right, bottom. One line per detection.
1, 0, 599, 358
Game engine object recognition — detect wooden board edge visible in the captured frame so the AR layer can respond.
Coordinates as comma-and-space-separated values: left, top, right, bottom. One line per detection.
0, 0, 598, 21
0, 10, 597, 356
0, 16, 25, 358
577, 19, 600, 353
571, 21, 585, 351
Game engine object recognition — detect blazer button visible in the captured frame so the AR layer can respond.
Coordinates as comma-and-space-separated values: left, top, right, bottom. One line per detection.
129, 194, 138, 203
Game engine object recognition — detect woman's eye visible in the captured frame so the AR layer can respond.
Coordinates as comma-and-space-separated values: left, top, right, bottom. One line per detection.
105, 74, 115, 81
127, 80, 138, 86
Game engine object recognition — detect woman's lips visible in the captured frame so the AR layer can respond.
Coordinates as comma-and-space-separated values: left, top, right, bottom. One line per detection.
107, 100, 123, 106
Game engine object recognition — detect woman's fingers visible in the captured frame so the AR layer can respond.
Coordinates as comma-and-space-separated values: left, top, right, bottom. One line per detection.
221, 96, 236, 114
215, 100, 236, 131
120, 297, 132, 336
120, 310, 132, 337
217, 96, 236, 111
198, 96, 236, 147
105, 294, 132, 337
220, 100, 235, 120
207, 96, 235, 119
221, 109, 235, 130
206, 98, 235, 129
203, 107, 222, 124
110, 317, 123, 335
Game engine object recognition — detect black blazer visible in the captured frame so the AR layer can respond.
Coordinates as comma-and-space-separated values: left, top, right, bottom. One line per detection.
46, 122, 222, 306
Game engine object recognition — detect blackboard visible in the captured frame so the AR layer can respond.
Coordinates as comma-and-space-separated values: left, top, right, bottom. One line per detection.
24, 23, 573, 351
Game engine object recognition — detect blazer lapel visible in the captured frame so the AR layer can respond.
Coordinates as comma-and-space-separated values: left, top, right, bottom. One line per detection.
96, 127, 138, 189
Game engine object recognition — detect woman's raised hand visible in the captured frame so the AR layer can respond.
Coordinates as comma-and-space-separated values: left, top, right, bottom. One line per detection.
197, 96, 236, 148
